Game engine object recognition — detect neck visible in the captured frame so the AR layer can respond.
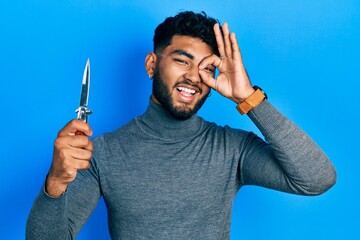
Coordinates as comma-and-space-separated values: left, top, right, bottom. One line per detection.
137, 99, 204, 140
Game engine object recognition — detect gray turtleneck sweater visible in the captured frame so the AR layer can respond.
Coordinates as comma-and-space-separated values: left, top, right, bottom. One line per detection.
26, 100, 336, 239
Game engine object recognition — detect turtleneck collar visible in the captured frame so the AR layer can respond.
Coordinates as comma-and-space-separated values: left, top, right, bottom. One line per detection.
136, 99, 205, 140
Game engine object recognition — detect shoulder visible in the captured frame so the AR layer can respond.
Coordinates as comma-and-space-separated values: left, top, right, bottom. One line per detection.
97, 118, 138, 137
92, 118, 139, 152
200, 117, 251, 140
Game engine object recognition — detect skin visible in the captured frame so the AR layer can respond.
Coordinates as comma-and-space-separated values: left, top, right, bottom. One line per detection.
46, 22, 255, 197
46, 120, 93, 196
147, 36, 215, 119
200, 23, 255, 103
146, 23, 255, 111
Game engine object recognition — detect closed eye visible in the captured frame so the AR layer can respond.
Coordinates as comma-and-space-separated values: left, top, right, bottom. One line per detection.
174, 58, 188, 65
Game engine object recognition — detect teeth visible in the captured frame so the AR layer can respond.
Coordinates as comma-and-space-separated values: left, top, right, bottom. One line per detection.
177, 87, 196, 95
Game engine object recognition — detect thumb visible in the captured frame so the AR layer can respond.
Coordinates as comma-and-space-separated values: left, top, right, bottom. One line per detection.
199, 70, 217, 91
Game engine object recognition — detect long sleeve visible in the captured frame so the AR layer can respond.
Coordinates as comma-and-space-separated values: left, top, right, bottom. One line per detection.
239, 100, 336, 195
26, 144, 102, 239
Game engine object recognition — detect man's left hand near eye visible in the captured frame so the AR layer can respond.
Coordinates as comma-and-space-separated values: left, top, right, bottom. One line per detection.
199, 23, 255, 104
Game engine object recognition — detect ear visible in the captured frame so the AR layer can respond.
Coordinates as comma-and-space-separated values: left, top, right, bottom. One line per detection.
145, 52, 157, 78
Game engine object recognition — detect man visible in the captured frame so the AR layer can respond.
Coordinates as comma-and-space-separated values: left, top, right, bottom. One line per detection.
26, 11, 336, 239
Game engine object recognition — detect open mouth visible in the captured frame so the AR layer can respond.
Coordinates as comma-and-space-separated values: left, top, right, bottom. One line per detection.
176, 86, 197, 96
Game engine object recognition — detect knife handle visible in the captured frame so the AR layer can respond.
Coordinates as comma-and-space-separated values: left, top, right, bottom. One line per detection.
76, 106, 92, 123
75, 107, 92, 136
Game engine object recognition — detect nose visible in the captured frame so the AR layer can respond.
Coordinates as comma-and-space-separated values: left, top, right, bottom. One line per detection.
184, 65, 201, 83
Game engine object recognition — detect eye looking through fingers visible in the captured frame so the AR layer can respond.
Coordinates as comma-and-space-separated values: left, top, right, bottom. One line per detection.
203, 65, 215, 74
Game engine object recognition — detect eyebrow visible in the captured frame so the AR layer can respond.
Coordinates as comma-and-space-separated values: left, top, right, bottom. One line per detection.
170, 49, 194, 60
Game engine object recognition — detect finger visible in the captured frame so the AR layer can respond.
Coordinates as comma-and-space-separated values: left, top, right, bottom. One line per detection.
199, 55, 221, 91
61, 157, 90, 172
58, 120, 93, 137
199, 70, 217, 91
70, 147, 92, 161
222, 23, 232, 58
55, 134, 93, 151
74, 159, 91, 170
57, 120, 91, 137
57, 146, 91, 163
230, 32, 242, 61
199, 54, 222, 70
214, 23, 226, 58
70, 135, 94, 151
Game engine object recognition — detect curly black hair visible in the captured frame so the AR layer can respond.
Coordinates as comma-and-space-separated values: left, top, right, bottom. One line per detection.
153, 11, 220, 56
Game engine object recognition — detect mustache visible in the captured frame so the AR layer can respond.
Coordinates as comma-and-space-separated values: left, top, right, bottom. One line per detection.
174, 80, 202, 94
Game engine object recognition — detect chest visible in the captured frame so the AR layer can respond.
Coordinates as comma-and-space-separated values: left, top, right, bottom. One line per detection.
99, 137, 237, 223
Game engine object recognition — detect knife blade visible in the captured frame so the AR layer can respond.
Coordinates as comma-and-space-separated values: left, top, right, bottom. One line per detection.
75, 58, 92, 124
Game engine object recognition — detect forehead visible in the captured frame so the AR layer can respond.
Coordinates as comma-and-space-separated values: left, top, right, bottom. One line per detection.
162, 35, 214, 60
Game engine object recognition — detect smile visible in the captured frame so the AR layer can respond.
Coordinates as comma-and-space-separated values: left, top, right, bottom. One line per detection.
176, 86, 196, 96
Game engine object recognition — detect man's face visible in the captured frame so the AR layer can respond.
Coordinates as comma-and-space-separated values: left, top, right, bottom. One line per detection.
152, 35, 215, 120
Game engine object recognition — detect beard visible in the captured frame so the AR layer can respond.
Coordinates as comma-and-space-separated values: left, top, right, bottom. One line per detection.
152, 66, 210, 120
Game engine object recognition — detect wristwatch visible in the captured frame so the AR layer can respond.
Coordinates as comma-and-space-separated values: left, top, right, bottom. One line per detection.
236, 86, 267, 115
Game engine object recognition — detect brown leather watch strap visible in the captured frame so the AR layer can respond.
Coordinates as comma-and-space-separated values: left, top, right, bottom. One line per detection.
236, 88, 266, 115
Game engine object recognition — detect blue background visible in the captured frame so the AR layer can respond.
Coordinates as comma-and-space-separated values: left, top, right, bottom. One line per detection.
0, 0, 359, 239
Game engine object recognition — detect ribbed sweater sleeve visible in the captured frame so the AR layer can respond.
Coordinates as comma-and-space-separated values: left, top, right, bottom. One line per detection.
240, 100, 336, 195
26, 185, 68, 240
26, 140, 102, 239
